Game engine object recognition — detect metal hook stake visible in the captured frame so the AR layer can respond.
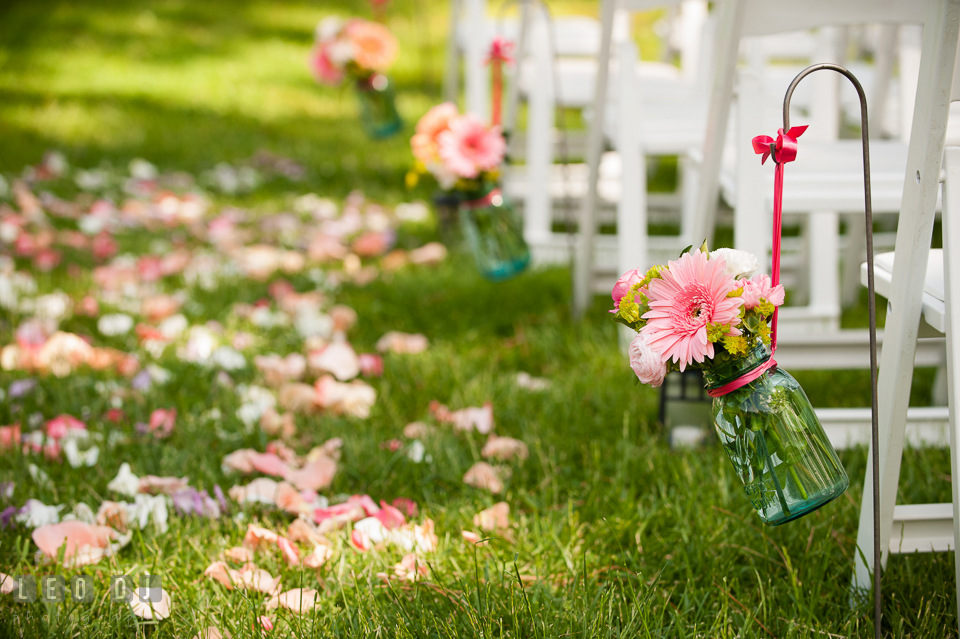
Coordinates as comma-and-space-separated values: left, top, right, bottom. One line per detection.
782, 63, 880, 638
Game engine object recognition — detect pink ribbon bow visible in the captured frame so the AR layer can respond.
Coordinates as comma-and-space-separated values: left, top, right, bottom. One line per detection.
751, 126, 808, 165
486, 37, 515, 65
709, 124, 809, 397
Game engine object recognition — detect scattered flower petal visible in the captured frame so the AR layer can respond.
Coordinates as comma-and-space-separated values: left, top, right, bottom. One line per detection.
473, 501, 509, 531
376, 331, 428, 354
463, 462, 504, 494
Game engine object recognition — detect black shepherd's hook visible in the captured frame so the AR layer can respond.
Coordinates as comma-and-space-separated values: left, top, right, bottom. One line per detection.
782, 63, 881, 637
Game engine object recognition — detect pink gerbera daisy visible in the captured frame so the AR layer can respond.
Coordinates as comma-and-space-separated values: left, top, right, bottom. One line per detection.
437, 114, 506, 178
411, 102, 458, 165
641, 251, 743, 371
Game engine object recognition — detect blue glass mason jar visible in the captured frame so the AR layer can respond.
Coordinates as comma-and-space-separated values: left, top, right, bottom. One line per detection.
703, 343, 849, 525
459, 187, 530, 281
355, 74, 402, 139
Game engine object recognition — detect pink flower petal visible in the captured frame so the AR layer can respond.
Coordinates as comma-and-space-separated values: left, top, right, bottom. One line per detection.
374, 501, 406, 530
32, 521, 116, 566
350, 529, 371, 552
265, 588, 319, 614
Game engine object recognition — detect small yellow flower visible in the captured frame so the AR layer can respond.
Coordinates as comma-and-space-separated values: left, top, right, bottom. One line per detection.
756, 322, 772, 345
619, 299, 640, 323
706, 322, 727, 343
757, 299, 775, 317
405, 171, 419, 189
637, 265, 663, 292
722, 335, 748, 356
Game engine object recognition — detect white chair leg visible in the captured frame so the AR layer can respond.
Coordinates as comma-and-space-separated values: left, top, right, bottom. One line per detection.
853, 0, 960, 593
842, 214, 868, 307
899, 25, 924, 144
679, 154, 700, 248
869, 25, 898, 139
463, 0, 490, 121
945, 146, 960, 637
616, 39, 646, 351
802, 27, 844, 326
807, 211, 841, 328
503, 0, 530, 150
690, 0, 744, 246
679, 0, 708, 83
573, 0, 616, 318
523, 15, 555, 255
733, 70, 769, 267
444, 0, 462, 104
616, 40, 646, 278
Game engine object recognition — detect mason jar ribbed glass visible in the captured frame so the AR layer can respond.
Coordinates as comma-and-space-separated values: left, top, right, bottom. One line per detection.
355, 74, 402, 139
458, 188, 530, 281
703, 344, 849, 525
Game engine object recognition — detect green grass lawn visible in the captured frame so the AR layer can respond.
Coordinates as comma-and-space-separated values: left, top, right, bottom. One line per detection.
0, 0, 956, 637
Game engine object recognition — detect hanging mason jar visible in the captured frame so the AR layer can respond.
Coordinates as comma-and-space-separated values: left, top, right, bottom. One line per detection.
459, 188, 530, 281
703, 343, 849, 525
432, 191, 461, 241
355, 73, 402, 139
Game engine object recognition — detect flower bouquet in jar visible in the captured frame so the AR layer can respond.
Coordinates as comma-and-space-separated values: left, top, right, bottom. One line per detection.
310, 17, 402, 138
612, 247, 848, 525
406, 102, 529, 281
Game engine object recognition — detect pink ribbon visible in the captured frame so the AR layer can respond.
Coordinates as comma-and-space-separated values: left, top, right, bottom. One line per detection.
461, 188, 501, 210
707, 126, 807, 398
486, 38, 513, 127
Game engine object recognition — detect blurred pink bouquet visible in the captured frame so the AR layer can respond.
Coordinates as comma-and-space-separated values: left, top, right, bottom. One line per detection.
310, 17, 399, 86
612, 247, 784, 387
407, 102, 506, 193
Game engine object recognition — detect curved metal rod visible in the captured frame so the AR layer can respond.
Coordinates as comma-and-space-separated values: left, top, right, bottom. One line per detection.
783, 63, 880, 636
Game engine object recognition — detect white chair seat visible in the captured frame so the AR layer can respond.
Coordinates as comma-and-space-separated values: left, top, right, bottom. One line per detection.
862, 250, 946, 333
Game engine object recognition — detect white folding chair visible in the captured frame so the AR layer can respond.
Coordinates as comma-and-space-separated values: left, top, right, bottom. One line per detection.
679, 0, 928, 359
571, 0, 714, 316
693, 6, 921, 336
505, 0, 705, 275
570, 0, 901, 318
851, 0, 960, 623
445, 0, 605, 122
445, 0, 510, 122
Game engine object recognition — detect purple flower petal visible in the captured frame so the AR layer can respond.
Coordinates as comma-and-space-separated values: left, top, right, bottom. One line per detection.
213, 484, 227, 513
0, 505, 20, 529
171, 488, 198, 516
8, 379, 37, 399
131, 370, 152, 391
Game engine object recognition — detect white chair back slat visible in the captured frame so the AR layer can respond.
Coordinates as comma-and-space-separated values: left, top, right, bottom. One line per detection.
679, 0, 708, 81
550, 17, 605, 55
739, 0, 926, 37
617, 0, 685, 12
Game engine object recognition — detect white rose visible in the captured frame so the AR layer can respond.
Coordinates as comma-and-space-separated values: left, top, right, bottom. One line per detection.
98, 313, 134, 336
316, 17, 344, 42
327, 39, 355, 66
629, 332, 667, 387
710, 248, 759, 279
